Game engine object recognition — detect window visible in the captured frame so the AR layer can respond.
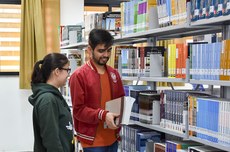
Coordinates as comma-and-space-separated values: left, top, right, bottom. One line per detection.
0, 4, 20, 74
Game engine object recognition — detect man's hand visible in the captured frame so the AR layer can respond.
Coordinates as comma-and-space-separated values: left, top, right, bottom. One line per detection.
105, 112, 119, 129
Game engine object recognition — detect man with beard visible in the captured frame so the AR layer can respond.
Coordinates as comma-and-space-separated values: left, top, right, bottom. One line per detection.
69, 29, 125, 152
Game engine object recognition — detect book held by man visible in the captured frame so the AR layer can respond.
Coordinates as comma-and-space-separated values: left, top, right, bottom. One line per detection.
105, 96, 135, 126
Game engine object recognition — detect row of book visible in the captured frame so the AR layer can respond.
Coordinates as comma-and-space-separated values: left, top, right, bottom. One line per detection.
120, 0, 159, 35
157, 0, 187, 26
165, 140, 225, 152
110, 45, 166, 77
59, 40, 230, 81
188, 95, 230, 146
159, 90, 214, 134
190, 42, 221, 80
59, 25, 83, 46
84, 12, 121, 37
61, 51, 83, 75
122, 125, 161, 152
124, 85, 159, 123
120, 0, 230, 35
124, 84, 230, 146
120, 0, 188, 35
191, 0, 230, 21
121, 124, 226, 152
60, 50, 84, 107
110, 39, 230, 80
190, 40, 230, 81
168, 43, 188, 78
80, 2, 230, 40
111, 44, 187, 78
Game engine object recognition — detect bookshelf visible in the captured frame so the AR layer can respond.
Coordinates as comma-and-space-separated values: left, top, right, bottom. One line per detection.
115, 1, 230, 151
59, 2, 230, 151
60, 42, 87, 109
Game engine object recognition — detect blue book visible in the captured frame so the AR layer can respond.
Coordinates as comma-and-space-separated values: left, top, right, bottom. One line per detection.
196, 98, 201, 138
213, 100, 219, 142
203, 44, 207, 80
195, 0, 201, 20
126, 125, 152, 151
191, 0, 197, 21
201, 44, 205, 80
121, 49, 128, 76
217, 42, 222, 80
192, 45, 196, 79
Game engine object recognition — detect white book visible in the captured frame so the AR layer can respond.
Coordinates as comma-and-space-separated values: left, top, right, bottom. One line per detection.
150, 53, 163, 77
105, 96, 135, 126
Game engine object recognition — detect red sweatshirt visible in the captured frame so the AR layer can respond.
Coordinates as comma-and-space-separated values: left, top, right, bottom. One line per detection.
69, 59, 125, 145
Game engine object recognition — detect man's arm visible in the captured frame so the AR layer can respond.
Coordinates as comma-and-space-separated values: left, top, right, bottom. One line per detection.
69, 72, 108, 124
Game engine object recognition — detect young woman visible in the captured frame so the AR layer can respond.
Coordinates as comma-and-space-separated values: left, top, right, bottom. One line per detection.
28, 53, 74, 152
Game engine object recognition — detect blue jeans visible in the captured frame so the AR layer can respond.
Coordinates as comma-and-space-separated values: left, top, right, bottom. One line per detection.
83, 141, 118, 152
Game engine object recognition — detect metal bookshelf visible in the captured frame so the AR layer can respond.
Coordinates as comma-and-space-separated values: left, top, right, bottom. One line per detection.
117, 9, 230, 152
114, 23, 220, 43
191, 15, 230, 26
114, 37, 147, 44
140, 77, 186, 83
122, 76, 186, 82
121, 76, 139, 81
60, 41, 88, 49
59, 5, 230, 152
130, 120, 187, 139
114, 15, 230, 44
190, 79, 230, 87
189, 136, 230, 152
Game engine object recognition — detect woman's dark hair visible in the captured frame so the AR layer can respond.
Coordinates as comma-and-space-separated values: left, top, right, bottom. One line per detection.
31, 53, 68, 84
88, 29, 114, 50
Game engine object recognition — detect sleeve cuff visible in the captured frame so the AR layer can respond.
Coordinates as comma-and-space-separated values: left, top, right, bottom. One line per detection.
98, 109, 109, 121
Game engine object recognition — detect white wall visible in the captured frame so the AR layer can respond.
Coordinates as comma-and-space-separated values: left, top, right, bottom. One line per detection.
0, 76, 33, 151
60, 0, 84, 26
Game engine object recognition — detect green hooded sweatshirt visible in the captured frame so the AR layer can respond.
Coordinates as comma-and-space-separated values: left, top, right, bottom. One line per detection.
28, 83, 74, 152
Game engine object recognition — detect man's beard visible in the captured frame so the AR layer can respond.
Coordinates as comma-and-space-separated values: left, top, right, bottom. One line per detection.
92, 54, 109, 66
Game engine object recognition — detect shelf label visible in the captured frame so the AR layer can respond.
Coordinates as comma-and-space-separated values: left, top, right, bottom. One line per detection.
218, 4, 223, 12
227, 2, 230, 10
210, 6, 214, 13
